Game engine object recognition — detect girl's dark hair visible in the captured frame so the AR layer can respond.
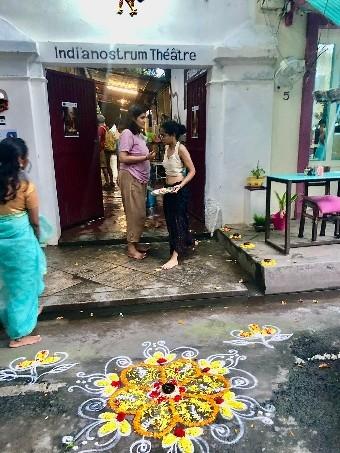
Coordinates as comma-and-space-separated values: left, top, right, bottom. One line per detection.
125, 104, 146, 135
161, 121, 186, 140
0, 138, 28, 204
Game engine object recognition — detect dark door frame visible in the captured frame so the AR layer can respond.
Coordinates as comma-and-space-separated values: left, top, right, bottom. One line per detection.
296, 13, 339, 213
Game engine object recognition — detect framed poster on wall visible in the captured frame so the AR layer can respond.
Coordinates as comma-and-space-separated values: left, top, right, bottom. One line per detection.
62, 101, 79, 137
191, 105, 199, 138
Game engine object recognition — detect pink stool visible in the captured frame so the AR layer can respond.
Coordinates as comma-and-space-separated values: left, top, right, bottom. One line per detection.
298, 195, 340, 241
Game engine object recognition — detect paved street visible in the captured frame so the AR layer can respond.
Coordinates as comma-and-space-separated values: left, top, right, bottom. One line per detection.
0, 295, 339, 453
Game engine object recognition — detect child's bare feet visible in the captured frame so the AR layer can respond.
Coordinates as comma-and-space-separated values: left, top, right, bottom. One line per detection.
9, 335, 41, 348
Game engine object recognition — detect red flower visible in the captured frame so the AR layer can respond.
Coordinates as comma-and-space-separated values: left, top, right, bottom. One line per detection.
173, 395, 182, 402
202, 367, 211, 373
111, 380, 121, 387
149, 391, 160, 399
157, 358, 167, 365
157, 396, 167, 403
116, 412, 126, 422
174, 427, 186, 438
215, 397, 224, 405
179, 386, 186, 393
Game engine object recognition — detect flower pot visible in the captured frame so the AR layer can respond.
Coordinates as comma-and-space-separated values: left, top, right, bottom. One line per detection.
271, 211, 286, 231
246, 176, 265, 188
253, 224, 266, 232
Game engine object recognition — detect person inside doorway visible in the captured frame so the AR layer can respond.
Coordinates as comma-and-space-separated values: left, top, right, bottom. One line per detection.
97, 115, 115, 190
314, 119, 326, 160
0, 138, 47, 348
118, 105, 156, 260
160, 121, 196, 269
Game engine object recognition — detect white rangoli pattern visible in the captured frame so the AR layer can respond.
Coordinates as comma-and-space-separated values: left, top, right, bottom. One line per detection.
224, 324, 293, 349
63, 341, 275, 452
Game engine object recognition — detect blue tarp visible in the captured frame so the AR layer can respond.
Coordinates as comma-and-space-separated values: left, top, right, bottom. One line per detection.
307, 0, 340, 26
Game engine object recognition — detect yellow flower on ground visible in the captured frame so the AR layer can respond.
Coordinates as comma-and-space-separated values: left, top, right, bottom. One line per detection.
162, 427, 203, 453
239, 324, 276, 338
261, 259, 277, 267
240, 242, 256, 250
249, 324, 261, 334
16, 350, 61, 370
239, 330, 252, 338
215, 391, 247, 420
198, 359, 229, 376
261, 327, 276, 336
229, 233, 242, 240
94, 373, 121, 397
98, 412, 131, 437
16, 359, 35, 370
144, 351, 177, 366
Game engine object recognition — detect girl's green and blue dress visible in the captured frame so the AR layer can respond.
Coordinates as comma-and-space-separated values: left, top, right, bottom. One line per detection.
0, 180, 52, 340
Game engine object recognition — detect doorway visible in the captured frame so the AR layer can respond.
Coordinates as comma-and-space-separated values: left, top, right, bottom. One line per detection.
46, 66, 207, 243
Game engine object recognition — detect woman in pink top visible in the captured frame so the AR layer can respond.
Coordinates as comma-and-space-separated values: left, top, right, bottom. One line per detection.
119, 105, 155, 260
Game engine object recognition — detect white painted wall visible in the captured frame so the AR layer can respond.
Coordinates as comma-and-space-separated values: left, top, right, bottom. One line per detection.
2, 1, 311, 231
205, 59, 275, 225
0, 19, 60, 245
271, 14, 307, 174
0, 0, 250, 45
254, 7, 307, 212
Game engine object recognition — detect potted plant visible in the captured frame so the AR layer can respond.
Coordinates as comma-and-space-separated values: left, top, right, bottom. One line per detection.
272, 191, 298, 231
246, 161, 266, 187
253, 214, 266, 232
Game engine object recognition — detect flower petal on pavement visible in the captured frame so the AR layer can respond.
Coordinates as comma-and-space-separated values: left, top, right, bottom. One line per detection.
98, 420, 118, 437
119, 419, 132, 436
174, 396, 218, 427
121, 364, 163, 389
162, 433, 178, 448
134, 402, 175, 438
178, 436, 195, 453
109, 387, 149, 414
164, 359, 200, 383
185, 374, 229, 396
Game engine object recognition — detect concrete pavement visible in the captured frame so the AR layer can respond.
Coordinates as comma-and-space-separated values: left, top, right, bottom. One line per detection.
41, 240, 249, 314
0, 295, 339, 452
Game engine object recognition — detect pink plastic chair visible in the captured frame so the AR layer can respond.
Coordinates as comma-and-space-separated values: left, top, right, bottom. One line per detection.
298, 195, 340, 241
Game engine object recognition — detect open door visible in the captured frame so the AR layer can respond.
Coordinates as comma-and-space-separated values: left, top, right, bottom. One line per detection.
186, 73, 207, 222
46, 69, 104, 229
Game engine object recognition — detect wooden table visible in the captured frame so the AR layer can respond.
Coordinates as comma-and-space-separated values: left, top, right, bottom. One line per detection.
265, 172, 340, 254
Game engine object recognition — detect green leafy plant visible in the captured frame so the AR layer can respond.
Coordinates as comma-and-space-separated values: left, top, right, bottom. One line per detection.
275, 191, 298, 213
253, 214, 266, 226
145, 131, 156, 143
250, 161, 266, 179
